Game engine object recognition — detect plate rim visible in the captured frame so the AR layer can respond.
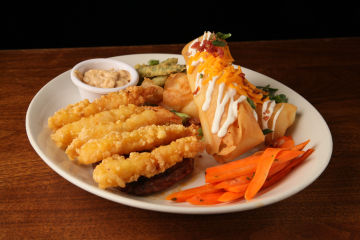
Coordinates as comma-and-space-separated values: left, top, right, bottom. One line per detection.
26, 53, 333, 214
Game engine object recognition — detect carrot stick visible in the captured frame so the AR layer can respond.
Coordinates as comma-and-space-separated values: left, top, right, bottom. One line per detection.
206, 153, 261, 176
218, 191, 245, 202
268, 161, 290, 176
166, 139, 314, 205
263, 148, 315, 189
206, 148, 304, 184
166, 184, 220, 202
273, 136, 294, 148
226, 183, 248, 193
215, 161, 291, 193
206, 149, 302, 182
206, 162, 258, 183
184, 149, 313, 204
292, 139, 310, 151
186, 192, 224, 205
219, 149, 313, 198
214, 175, 252, 189
245, 148, 283, 200
275, 150, 304, 164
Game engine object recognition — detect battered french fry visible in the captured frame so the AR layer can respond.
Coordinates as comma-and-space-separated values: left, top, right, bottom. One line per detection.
51, 104, 146, 149
48, 86, 162, 131
93, 136, 205, 188
77, 124, 199, 165
65, 107, 182, 160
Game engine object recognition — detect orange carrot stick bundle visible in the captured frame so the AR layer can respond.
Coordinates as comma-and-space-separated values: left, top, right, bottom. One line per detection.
166, 137, 314, 205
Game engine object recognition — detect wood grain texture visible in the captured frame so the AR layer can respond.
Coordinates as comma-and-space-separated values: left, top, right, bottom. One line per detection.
1, 38, 359, 240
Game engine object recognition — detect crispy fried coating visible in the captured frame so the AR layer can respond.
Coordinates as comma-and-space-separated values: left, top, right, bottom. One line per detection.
93, 136, 205, 188
135, 58, 186, 78
48, 99, 91, 132
65, 107, 182, 160
162, 72, 199, 120
51, 104, 146, 149
78, 124, 198, 165
140, 81, 163, 105
48, 86, 162, 131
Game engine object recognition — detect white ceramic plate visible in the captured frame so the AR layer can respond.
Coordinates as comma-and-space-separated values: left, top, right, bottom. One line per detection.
26, 53, 332, 214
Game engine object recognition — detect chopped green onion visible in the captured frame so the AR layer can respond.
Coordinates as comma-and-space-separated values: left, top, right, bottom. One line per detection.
257, 84, 278, 96
211, 40, 226, 47
262, 129, 273, 135
198, 127, 203, 137
272, 94, 288, 103
246, 97, 256, 109
257, 84, 288, 103
216, 32, 232, 40
170, 110, 190, 124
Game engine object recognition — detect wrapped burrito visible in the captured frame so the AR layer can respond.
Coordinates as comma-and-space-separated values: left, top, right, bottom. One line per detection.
181, 31, 267, 162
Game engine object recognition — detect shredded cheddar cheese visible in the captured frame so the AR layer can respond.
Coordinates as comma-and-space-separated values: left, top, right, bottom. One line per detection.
188, 51, 268, 104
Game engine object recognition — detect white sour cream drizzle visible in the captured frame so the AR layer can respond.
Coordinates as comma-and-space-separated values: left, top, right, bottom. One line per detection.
194, 71, 204, 96
188, 39, 199, 57
271, 103, 285, 138
188, 31, 212, 56
218, 95, 247, 137
261, 100, 285, 138
253, 109, 258, 122
200, 31, 212, 47
202, 75, 218, 111
261, 100, 276, 129
212, 84, 236, 134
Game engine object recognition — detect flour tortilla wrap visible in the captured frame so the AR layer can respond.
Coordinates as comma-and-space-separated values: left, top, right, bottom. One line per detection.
182, 36, 264, 163
256, 102, 297, 144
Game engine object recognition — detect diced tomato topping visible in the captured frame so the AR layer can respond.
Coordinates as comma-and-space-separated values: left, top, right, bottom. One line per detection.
191, 39, 224, 57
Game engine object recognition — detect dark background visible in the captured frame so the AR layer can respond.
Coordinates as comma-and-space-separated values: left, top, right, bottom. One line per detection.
1, 3, 359, 50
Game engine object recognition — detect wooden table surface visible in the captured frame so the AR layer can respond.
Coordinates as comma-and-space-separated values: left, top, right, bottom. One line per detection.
1, 38, 359, 239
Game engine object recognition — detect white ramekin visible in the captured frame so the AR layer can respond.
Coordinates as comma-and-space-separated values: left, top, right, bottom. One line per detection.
70, 58, 139, 101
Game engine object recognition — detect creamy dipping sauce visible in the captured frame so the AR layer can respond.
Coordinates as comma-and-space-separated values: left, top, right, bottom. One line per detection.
76, 69, 130, 88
